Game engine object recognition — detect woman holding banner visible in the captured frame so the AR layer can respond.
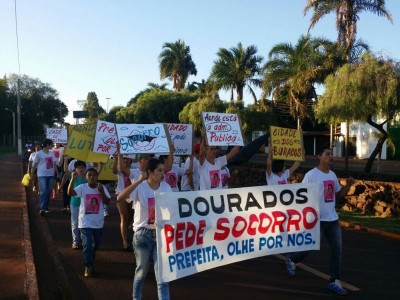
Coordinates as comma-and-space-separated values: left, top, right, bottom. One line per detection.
117, 158, 171, 300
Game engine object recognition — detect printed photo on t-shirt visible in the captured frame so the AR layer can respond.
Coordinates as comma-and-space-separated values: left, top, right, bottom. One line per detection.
165, 172, 177, 188
210, 170, 220, 188
147, 197, 155, 224
45, 157, 53, 169
324, 180, 335, 202
222, 173, 229, 187
278, 179, 287, 185
85, 194, 100, 214
123, 175, 132, 188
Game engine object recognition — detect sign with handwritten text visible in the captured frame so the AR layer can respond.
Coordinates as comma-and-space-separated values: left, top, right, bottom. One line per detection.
67, 123, 96, 138
270, 126, 304, 161
155, 182, 320, 282
46, 128, 68, 144
202, 112, 244, 146
115, 123, 170, 154
98, 158, 117, 181
64, 130, 108, 163
93, 120, 117, 155
165, 123, 193, 155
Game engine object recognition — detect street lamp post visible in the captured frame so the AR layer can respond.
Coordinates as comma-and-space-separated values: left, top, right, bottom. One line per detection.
106, 97, 111, 113
4, 108, 16, 148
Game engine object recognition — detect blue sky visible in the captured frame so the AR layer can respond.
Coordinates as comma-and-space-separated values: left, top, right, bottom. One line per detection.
1, 0, 399, 124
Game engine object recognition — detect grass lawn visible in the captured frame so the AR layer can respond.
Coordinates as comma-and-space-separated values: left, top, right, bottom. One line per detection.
338, 209, 400, 235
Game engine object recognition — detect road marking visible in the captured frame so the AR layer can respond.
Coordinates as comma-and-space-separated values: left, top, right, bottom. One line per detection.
274, 254, 361, 292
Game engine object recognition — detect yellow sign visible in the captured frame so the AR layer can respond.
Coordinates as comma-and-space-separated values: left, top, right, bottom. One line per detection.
64, 130, 109, 163
98, 158, 117, 181
67, 123, 96, 138
270, 126, 304, 161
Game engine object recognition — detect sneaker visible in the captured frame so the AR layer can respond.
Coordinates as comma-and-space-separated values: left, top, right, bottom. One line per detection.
328, 279, 348, 296
72, 243, 81, 250
84, 265, 93, 277
286, 256, 296, 276
45, 210, 51, 214
39, 210, 45, 216
32, 186, 36, 192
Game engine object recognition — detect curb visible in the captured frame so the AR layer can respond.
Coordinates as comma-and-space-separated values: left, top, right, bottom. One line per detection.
339, 220, 400, 240
21, 159, 39, 299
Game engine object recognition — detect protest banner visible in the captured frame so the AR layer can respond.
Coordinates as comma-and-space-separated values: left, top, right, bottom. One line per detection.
98, 158, 117, 181
165, 123, 193, 155
46, 128, 68, 144
64, 130, 108, 163
93, 120, 117, 155
270, 126, 304, 161
202, 112, 244, 146
67, 123, 96, 138
115, 123, 170, 154
155, 182, 320, 282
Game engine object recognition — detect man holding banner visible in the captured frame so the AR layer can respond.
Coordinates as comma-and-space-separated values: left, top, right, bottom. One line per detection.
286, 145, 355, 296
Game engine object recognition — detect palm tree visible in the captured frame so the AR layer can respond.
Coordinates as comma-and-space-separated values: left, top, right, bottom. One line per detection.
209, 42, 263, 104
159, 40, 197, 91
304, 0, 392, 61
263, 35, 342, 129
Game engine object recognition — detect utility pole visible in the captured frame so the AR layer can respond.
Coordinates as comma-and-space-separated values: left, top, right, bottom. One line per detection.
106, 97, 111, 113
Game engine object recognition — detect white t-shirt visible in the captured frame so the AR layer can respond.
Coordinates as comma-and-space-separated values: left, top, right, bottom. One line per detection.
266, 169, 291, 185
33, 150, 57, 177
74, 183, 111, 229
163, 164, 185, 192
181, 157, 200, 191
28, 152, 38, 163
199, 156, 228, 190
127, 181, 172, 231
115, 170, 135, 195
221, 166, 230, 189
302, 167, 341, 222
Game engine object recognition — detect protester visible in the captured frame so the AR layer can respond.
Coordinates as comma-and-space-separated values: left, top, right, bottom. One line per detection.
31, 139, 58, 216
65, 160, 87, 249
117, 158, 171, 300
27, 142, 42, 193
198, 131, 240, 190
180, 144, 200, 191
68, 167, 111, 277
266, 139, 301, 185
285, 145, 354, 296
113, 148, 135, 251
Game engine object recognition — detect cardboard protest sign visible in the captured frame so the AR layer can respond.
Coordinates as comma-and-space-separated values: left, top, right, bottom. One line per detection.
98, 158, 117, 181
165, 123, 193, 155
115, 123, 170, 154
64, 130, 108, 163
93, 120, 117, 155
67, 123, 96, 138
270, 126, 304, 161
46, 128, 68, 144
155, 182, 320, 282
202, 112, 244, 146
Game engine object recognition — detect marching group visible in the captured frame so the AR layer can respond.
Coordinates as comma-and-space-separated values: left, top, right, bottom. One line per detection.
27, 135, 354, 298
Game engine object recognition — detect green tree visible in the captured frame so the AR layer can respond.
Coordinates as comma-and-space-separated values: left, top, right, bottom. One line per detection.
127, 82, 169, 107
315, 54, 400, 172
159, 40, 197, 91
83, 92, 106, 123
304, 0, 392, 61
263, 35, 342, 129
6, 74, 68, 135
179, 97, 226, 135
210, 42, 263, 104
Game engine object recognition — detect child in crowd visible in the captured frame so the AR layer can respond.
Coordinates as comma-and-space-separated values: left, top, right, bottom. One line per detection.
68, 168, 111, 277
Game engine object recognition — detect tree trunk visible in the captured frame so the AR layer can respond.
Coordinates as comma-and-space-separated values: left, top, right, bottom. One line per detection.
364, 115, 388, 173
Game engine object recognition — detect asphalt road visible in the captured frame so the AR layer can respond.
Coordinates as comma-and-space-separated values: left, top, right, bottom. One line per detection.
27, 185, 400, 300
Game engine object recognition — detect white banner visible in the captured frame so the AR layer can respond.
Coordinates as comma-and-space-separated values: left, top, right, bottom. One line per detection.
165, 123, 193, 155
155, 182, 320, 282
202, 112, 244, 146
115, 123, 170, 154
46, 128, 68, 144
93, 120, 117, 155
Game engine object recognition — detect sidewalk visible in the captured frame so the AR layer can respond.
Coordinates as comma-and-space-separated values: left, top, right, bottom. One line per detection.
0, 153, 38, 299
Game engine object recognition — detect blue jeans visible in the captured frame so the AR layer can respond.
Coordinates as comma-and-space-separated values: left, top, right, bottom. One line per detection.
288, 220, 343, 280
70, 205, 81, 245
80, 227, 103, 266
132, 228, 169, 300
38, 176, 54, 211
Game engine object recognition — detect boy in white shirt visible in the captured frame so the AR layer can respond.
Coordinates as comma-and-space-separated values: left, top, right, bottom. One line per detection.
68, 168, 111, 277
